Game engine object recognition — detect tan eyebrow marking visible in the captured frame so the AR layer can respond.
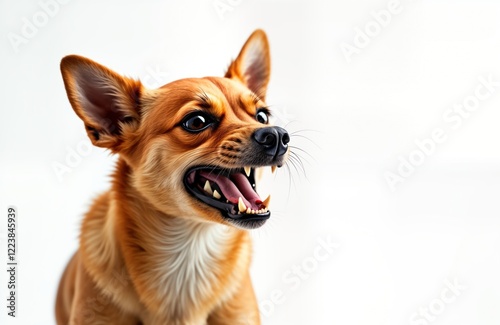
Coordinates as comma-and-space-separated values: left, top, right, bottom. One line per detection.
194, 89, 225, 117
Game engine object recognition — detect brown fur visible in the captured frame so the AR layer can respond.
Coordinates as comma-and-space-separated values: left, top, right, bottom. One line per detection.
55, 30, 285, 324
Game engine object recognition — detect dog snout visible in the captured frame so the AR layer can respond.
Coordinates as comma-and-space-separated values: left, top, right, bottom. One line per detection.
252, 126, 290, 158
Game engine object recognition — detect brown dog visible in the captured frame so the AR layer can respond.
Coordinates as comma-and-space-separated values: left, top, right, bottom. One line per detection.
55, 30, 289, 324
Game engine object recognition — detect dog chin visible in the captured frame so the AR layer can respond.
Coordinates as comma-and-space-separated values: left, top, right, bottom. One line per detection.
225, 217, 269, 230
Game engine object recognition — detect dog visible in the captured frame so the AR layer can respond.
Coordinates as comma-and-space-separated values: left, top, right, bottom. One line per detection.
55, 29, 289, 325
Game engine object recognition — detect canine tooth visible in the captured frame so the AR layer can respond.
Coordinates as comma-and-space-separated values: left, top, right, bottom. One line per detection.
238, 197, 247, 213
213, 190, 221, 199
271, 166, 277, 174
244, 166, 251, 177
262, 195, 271, 208
204, 180, 213, 195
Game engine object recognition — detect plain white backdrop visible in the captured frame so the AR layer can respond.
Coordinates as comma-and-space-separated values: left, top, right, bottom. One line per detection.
1, 0, 500, 324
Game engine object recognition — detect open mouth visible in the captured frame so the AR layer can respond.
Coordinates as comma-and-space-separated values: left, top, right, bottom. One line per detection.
184, 166, 271, 223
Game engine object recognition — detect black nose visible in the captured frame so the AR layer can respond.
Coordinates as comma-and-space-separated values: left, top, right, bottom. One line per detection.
253, 126, 290, 157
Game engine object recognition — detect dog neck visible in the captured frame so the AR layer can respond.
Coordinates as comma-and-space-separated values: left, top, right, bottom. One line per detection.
80, 158, 252, 321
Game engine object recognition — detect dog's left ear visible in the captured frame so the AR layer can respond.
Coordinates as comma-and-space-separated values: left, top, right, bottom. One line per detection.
225, 29, 270, 100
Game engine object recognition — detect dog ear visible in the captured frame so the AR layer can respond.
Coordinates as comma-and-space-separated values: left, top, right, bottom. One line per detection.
225, 29, 270, 100
60, 55, 142, 150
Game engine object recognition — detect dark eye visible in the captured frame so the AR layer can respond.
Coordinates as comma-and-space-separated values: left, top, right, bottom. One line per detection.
182, 112, 214, 132
256, 109, 269, 124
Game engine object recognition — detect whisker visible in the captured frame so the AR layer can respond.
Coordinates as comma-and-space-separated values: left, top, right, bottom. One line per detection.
290, 134, 320, 148
289, 128, 321, 134
289, 146, 316, 163
287, 155, 303, 181
288, 153, 307, 179
284, 163, 293, 200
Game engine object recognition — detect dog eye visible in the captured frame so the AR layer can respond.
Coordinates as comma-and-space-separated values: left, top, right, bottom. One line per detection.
255, 109, 269, 124
182, 113, 214, 132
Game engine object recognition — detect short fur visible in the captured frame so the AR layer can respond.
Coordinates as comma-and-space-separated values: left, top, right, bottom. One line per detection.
55, 30, 287, 324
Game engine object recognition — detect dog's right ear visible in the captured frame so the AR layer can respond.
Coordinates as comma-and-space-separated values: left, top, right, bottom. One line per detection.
60, 55, 142, 151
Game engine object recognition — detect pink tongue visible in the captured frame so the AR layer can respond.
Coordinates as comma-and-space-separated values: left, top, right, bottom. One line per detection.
199, 171, 262, 210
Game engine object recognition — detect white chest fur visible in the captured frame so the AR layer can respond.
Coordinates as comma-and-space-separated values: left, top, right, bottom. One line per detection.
145, 219, 238, 318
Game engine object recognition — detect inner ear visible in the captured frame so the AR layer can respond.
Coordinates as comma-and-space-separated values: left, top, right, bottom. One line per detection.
61, 55, 142, 149
72, 66, 140, 136
225, 29, 271, 100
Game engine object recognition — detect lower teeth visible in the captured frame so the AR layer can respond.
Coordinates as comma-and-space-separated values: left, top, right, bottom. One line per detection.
237, 207, 268, 215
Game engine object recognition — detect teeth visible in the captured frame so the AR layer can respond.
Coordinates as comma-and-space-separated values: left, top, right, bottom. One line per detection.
204, 180, 213, 195
271, 166, 277, 174
238, 197, 247, 213
246, 207, 251, 214
213, 190, 221, 199
244, 166, 251, 177
262, 195, 271, 208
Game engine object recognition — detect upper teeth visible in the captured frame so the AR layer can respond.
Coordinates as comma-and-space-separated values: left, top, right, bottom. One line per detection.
204, 180, 213, 195
244, 166, 251, 177
238, 197, 247, 213
262, 194, 271, 208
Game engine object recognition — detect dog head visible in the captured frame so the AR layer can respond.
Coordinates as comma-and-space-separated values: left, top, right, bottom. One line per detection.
60, 30, 289, 229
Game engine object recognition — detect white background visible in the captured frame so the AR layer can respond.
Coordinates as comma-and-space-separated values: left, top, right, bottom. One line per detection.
1, 0, 500, 324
